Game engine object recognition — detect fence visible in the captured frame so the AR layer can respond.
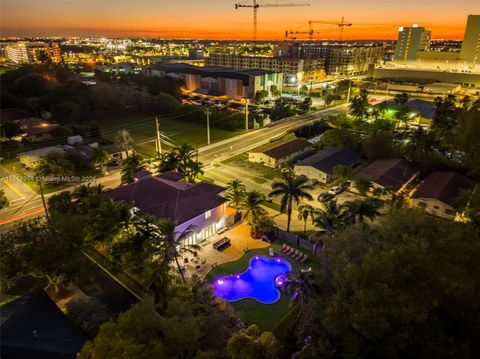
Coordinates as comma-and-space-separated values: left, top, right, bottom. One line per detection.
273, 227, 315, 252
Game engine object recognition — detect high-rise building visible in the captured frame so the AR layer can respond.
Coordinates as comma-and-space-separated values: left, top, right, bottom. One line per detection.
459, 15, 480, 66
393, 25, 431, 63
5, 43, 30, 64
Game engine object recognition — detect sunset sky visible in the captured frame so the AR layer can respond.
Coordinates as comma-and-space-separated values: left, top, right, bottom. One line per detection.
1, 0, 479, 40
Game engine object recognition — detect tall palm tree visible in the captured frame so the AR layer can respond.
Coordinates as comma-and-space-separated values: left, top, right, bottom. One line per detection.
115, 129, 133, 159
313, 200, 345, 252
270, 173, 316, 232
297, 204, 317, 237
241, 190, 267, 235
121, 152, 147, 184
37, 152, 74, 185
225, 179, 246, 210
167, 144, 204, 183
91, 147, 111, 172
157, 218, 200, 283
341, 198, 382, 225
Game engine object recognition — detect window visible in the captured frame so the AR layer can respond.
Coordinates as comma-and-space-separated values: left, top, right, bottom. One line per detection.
433, 205, 439, 209
417, 201, 427, 208
205, 210, 212, 219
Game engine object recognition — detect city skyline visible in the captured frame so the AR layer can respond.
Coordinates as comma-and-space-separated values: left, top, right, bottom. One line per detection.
1, 0, 479, 40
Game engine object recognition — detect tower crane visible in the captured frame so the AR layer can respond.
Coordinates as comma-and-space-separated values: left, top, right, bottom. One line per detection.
308, 17, 352, 40
235, 1, 310, 41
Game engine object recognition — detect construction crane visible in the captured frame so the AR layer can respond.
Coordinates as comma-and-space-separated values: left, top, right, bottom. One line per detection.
235, 1, 310, 41
308, 17, 352, 40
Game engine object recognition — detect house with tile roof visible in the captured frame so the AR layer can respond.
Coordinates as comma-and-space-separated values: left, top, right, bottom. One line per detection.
248, 137, 312, 168
411, 171, 476, 219
106, 171, 227, 245
355, 158, 418, 192
295, 147, 361, 183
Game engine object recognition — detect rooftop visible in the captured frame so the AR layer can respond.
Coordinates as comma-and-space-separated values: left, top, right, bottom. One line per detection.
0, 290, 85, 359
106, 171, 227, 225
295, 147, 361, 175
413, 171, 476, 206
249, 137, 311, 160
356, 158, 418, 191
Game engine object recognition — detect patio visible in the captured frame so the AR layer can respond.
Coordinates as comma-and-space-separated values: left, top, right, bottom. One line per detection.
181, 221, 270, 279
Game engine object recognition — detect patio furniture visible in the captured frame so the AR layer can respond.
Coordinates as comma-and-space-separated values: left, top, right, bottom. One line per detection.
295, 252, 305, 261
290, 250, 299, 258
269, 247, 275, 257
300, 255, 309, 263
285, 246, 295, 255
279, 244, 287, 252
213, 237, 231, 251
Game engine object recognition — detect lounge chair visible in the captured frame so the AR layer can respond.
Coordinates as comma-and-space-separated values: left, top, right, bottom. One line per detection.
294, 252, 304, 260
279, 244, 287, 252
285, 246, 295, 255
290, 250, 299, 258
300, 255, 309, 263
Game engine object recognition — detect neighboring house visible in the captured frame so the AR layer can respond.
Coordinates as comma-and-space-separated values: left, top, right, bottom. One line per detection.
18, 146, 65, 168
19, 118, 59, 143
106, 171, 227, 245
295, 147, 361, 183
355, 158, 418, 192
411, 171, 476, 219
103, 144, 132, 161
0, 290, 86, 359
248, 137, 312, 168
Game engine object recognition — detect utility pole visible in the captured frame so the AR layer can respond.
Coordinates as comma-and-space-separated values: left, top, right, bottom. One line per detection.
245, 99, 249, 132
346, 79, 352, 102
155, 117, 162, 156
38, 180, 50, 222
205, 107, 211, 145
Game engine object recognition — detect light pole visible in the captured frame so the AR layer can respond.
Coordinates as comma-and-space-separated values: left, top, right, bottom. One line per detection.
346, 79, 352, 103
245, 98, 249, 132
205, 107, 211, 145
155, 117, 162, 156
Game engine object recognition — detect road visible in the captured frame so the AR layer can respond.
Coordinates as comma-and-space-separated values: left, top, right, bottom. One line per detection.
0, 103, 349, 228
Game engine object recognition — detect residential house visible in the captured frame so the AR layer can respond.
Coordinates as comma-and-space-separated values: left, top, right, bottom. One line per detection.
411, 171, 476, 219
294, 147, 361, 183
248, 137, 312, 168
18, 146, 65, 168
19, 118, 59, 143
0, 290, 85, 359
106, 171, 228, 245
355, 158, 418, 192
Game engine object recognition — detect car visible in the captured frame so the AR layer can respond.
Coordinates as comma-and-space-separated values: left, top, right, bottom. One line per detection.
318, 192, 335, 202
328, 185, 343, 195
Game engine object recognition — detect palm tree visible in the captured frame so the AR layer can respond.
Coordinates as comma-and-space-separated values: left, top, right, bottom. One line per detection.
225, 179, 246, 210
120, 152, 147, 184
297, 204, 317, 237
91, 147, 111, 172
241, 190, 267, 236
270, 173, 316, 232
341, 198, 382, 225
115, 129, 133, 159
285, 270, 316, 324
163, 144, 204, 183
313, 200, 345, 252
349, 88, 370, 121
157, 218, 200, 283
37, 152, 74, 185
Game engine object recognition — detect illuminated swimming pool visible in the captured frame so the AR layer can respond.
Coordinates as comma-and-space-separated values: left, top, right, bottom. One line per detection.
213, 255, 292, 304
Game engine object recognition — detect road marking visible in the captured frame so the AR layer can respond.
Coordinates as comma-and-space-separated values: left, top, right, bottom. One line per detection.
2, 180, 25, 199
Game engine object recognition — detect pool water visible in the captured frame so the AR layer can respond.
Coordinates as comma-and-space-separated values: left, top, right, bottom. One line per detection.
213, 255, 292, 304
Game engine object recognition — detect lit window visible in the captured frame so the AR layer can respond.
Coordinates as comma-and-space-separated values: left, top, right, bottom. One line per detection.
205, 210, 212, 219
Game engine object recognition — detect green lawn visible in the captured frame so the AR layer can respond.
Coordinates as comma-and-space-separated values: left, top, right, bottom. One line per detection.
206, 244, 320, 332
96, 115, 243, 157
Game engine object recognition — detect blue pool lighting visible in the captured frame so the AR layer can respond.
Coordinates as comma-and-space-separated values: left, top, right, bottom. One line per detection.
213, 255, 292, 304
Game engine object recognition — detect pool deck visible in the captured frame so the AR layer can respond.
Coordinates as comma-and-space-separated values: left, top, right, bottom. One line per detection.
181, 221, 270, 279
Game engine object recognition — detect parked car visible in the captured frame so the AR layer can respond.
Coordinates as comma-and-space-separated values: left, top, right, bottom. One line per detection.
318, 192, 335, 202
329, 185, 343, 195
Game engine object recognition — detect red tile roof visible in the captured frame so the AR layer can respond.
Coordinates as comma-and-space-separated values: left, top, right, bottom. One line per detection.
413, 171, 476, 206
106, 171, 226, 225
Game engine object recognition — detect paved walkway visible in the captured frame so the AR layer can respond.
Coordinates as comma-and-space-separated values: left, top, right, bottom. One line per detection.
182, 221, 269, 279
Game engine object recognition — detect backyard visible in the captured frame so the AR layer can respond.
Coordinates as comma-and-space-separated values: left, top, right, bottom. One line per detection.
205, 243, 321, 332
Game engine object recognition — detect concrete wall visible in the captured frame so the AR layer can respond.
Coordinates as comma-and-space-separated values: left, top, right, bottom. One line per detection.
411, 197, 456, 219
